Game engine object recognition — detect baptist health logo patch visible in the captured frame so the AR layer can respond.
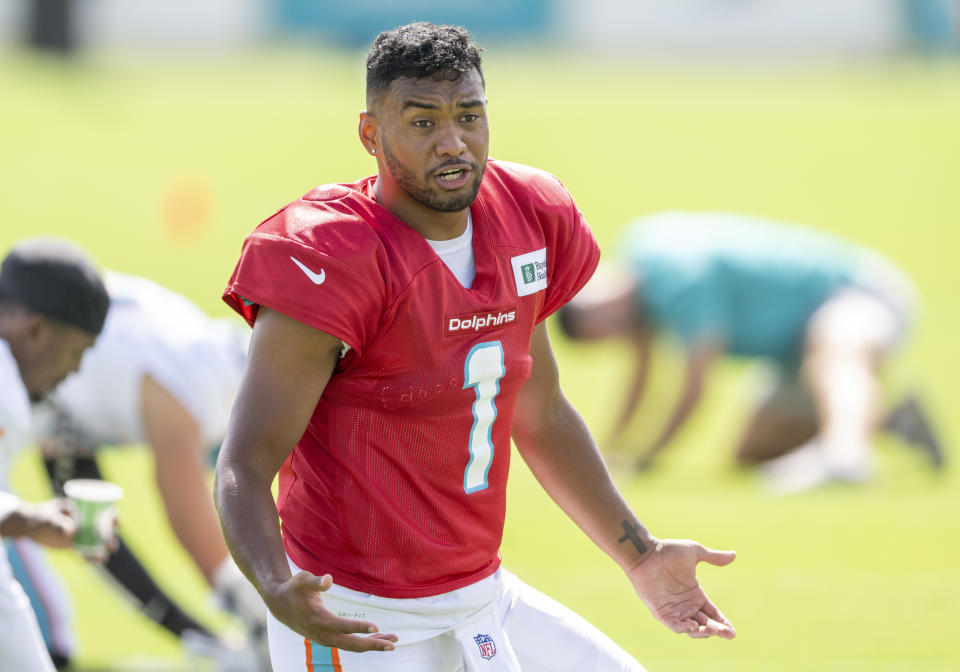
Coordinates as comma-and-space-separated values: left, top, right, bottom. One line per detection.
511, 247, 547, 297
473, 633, 497, 660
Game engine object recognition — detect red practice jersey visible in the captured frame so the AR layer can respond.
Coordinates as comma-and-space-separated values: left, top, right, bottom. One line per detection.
224, 159, 600, 598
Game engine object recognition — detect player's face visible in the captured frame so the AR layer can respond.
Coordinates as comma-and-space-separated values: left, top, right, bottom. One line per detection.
16, 316, 96, 401
371, 69, 488, 214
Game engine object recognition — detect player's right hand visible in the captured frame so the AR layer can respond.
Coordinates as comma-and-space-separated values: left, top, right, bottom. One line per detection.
263, 571, 399, 653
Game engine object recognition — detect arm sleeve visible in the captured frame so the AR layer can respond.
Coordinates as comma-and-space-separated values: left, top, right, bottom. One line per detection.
537, 182, 602, 323
223, 213, 387, 358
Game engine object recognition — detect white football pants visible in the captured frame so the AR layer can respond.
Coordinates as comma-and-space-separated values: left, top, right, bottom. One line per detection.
267, 566, 645, 672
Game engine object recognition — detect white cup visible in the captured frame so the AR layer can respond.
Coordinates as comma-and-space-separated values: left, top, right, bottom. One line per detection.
63, 478, 122, 558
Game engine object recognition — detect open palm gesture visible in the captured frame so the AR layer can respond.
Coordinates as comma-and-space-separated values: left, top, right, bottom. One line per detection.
628, 539, 736, 639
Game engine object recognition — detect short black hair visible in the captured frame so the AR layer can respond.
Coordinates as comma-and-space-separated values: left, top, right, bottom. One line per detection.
366, 22, 484, 103
0, 238, 109, 336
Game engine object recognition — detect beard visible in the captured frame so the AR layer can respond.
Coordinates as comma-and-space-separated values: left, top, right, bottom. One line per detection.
381, 138, 485, 213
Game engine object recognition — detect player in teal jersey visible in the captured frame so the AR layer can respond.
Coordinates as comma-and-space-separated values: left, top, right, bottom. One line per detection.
558, 212, 943, 493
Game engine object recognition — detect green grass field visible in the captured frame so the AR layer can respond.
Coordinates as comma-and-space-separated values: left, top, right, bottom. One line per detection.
2, 47, 959, 671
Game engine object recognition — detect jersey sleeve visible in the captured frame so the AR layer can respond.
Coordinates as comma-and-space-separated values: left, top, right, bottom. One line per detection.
223, 203, 387, 357
0, 491, 19, 525
538, 178, 601, 323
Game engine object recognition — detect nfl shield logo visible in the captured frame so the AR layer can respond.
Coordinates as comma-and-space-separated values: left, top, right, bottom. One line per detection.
473, 633, 497, 660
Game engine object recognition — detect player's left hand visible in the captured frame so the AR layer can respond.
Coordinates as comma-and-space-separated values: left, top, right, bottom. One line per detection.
627, 539, 736, 639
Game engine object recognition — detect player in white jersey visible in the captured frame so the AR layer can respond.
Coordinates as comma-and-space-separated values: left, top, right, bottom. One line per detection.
1, 341, 79, 672
14, 271, 268, 670
0, 238, 109, 671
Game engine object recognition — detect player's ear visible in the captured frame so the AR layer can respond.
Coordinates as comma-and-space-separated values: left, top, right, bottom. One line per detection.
358, 111, 379, 157
25, 312, 54, 348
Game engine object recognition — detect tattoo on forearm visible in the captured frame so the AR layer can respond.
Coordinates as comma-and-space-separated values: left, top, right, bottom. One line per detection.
618, 520, 647, 554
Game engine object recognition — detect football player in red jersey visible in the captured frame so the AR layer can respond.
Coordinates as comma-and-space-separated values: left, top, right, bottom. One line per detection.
215, 22, 736, 671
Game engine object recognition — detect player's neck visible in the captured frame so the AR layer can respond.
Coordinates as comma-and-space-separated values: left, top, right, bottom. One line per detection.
373, 178, 469, 241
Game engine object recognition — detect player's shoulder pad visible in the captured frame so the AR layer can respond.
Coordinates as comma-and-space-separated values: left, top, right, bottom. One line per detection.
252, 183, 385, 264
482, 158, 576, 212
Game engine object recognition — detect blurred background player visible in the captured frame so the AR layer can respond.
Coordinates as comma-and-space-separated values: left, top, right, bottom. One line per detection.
14, 270, 268, 670
558, 212, 943, 493
0, 238, 109, 671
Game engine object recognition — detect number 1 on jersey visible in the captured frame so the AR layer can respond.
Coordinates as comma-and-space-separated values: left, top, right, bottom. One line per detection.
463, 342, 505, 494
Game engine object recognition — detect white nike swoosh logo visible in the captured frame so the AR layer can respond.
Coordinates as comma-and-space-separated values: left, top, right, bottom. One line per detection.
290, 256, 326, 285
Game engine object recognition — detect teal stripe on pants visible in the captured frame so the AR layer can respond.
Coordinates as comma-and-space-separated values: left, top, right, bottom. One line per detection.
309, 640, 339, 671
5, 540, 54, 650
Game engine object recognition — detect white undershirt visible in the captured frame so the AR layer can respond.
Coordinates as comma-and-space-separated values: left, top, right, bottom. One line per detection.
425, 213, 476, 289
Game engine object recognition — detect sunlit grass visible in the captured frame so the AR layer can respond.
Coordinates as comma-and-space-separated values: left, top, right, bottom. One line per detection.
3, 49, 958, 670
